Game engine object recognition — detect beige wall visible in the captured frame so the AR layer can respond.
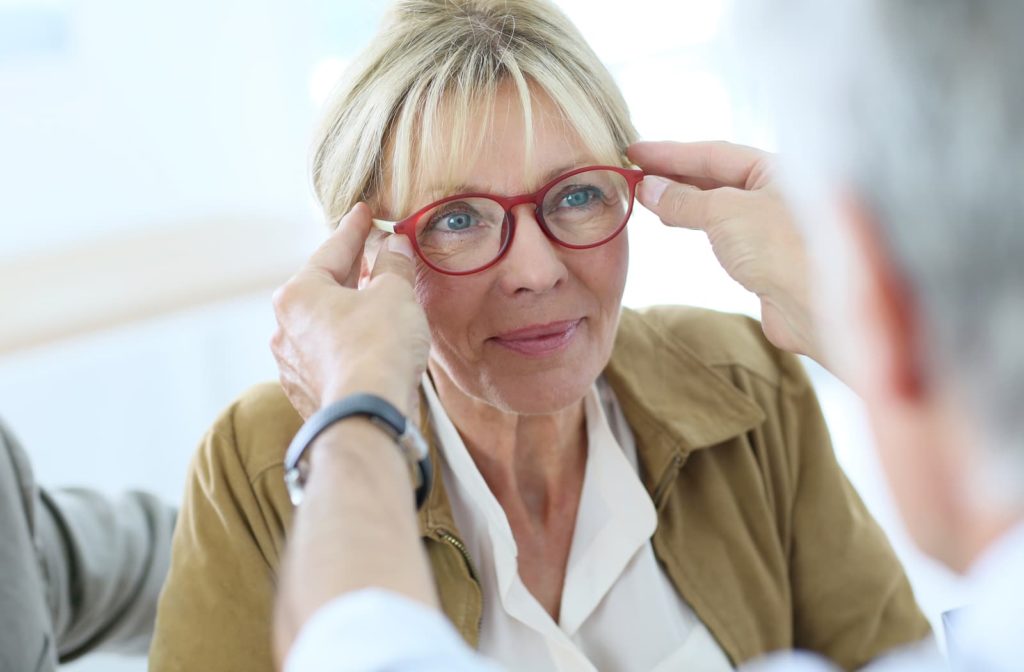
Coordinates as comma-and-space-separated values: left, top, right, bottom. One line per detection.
0, 216, 315, 355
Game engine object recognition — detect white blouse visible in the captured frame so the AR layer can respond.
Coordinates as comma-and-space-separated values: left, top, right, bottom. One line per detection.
422, 375, 733, 672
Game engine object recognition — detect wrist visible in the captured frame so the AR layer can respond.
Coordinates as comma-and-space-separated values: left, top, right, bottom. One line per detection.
321, 376, 414, 417
307, 418, 406, 476
284, 393, 432, 509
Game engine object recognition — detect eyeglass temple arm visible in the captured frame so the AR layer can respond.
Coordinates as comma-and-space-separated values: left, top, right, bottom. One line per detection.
371, 218, 397, 234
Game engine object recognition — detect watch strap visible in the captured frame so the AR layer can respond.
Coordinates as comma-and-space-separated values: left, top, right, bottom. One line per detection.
283, 393, 432, 509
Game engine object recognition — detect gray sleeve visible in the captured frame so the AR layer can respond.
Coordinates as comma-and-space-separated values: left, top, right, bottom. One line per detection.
0, 422, 58, 672
0, 417, 177, 664
38, 486, 177, 662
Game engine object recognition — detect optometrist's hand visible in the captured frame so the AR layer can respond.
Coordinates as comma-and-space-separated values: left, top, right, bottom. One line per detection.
271, 203, 430, 419
628, 140, 822, 366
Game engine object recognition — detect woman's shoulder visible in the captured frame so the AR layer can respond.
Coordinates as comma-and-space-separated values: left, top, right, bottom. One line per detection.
200, 382, 303, 484
153, 382, 298, 672
617, 305, 808, 390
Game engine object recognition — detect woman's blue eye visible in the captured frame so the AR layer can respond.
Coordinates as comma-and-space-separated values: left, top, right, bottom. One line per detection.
427, 209, 478, 233
444, 213, 473, 230
560, 187, 601, 208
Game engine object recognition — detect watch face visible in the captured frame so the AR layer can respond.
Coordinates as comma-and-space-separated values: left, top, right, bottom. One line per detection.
398, 422, 430, 462
284, 463, 308, 507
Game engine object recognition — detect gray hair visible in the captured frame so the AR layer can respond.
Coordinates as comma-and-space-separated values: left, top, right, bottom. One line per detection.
741, 0, 1024, 498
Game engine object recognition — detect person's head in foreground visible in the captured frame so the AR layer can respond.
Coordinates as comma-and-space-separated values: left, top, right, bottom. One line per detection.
741, 3, 1024, 667
750, 0, 1024, 571
741, 1, 1024, 667
150, 2, 931, 671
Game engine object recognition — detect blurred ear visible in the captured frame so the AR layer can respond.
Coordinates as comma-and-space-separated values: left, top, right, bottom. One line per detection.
358, 229, 388, 290
838, 196, 926, 404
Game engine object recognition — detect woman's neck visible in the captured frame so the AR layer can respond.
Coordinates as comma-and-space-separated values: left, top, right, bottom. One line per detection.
428, 360, 587, 524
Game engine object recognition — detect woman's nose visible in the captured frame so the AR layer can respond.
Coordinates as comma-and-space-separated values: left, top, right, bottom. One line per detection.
497, 203, 568, 295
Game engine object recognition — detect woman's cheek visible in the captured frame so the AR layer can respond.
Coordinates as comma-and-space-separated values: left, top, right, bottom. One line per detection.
414, 273, 469, 347
582, 237, 629, 308
413, 265, 433, 306
414, 272, 445, 328
611, 231, 630, 284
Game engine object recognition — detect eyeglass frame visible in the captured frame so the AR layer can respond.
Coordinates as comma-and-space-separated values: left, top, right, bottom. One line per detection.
371, 165, 646, 276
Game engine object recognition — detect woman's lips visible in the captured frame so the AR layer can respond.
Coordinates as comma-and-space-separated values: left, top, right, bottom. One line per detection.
490, 319, 582, 357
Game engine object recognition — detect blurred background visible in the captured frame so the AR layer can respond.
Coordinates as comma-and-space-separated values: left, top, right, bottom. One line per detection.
0, 1, 967, 669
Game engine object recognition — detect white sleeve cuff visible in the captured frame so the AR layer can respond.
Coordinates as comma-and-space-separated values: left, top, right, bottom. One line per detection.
285, 588, 499, 672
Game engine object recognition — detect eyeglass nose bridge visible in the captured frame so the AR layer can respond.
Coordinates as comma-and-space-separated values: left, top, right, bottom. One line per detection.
491, 192, 565, 266
500, 188, 564, 237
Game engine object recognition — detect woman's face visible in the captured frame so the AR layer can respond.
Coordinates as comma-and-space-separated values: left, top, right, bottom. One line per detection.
390, 87, 629, 415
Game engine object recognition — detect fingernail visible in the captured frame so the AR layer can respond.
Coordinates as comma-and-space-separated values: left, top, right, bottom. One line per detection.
386, 234, 414, 260
638, 176, 670, 206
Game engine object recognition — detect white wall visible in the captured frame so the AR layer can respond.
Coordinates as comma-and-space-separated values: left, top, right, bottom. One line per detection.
0, 1, 966, 670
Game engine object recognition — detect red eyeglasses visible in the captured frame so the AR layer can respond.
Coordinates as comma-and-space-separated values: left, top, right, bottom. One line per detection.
372, 165, 644, 275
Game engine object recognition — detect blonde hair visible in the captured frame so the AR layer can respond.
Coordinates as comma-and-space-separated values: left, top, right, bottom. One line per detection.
311, 0, 638, 224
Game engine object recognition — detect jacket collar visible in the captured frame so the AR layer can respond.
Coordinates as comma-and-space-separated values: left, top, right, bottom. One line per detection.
416, 391, 459, 537
603, 308, 766, 497
417, 307, 766, 536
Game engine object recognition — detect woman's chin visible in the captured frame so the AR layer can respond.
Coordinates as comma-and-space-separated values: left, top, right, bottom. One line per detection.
478, 369, 597, 416
428, 340, 609, 416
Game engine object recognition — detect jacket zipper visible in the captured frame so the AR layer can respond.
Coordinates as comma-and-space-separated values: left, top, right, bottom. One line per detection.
438, 529, 475, 577
437, 529, 485, 636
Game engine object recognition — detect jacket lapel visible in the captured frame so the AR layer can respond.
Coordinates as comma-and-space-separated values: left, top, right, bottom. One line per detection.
604, 308, 765, 499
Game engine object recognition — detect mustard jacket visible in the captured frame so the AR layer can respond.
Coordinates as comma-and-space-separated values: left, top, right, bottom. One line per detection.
151, 306, 930, 671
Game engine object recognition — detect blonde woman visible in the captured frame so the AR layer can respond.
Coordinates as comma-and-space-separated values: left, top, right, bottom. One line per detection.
150, 2, 930, 671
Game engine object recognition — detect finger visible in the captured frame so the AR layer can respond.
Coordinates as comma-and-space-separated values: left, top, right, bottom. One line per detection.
277, 365, 315, 420
368, 234, 416, 287
271, 336, 318, 418
269, 327, 286, 358
627, 141, 769, 190
305, 202, 374, 286
637, 175, 719, 231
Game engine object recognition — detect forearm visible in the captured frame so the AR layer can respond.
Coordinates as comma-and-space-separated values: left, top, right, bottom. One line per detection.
274, 418, 438, 665
0, 423, 59, 672
0, 418, 176, 664
40, 488, 176, 660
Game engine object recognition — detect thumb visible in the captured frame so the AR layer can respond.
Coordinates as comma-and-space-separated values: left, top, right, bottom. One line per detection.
369, 234, 417, 286
637, 175, 715, 232
306, 202, 373, 286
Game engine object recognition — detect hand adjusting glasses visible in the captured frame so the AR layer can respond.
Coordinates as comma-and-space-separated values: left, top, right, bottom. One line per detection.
372, 165, 645, 275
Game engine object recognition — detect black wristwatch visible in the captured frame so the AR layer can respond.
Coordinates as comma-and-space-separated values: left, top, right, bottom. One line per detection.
283, 393, 433, 509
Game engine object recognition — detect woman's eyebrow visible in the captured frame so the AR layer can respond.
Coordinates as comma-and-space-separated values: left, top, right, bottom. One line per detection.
424, 161, 590, 199
537, 161, 586, 186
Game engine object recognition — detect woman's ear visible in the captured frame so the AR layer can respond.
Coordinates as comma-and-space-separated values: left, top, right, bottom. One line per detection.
358, 230, 388, 289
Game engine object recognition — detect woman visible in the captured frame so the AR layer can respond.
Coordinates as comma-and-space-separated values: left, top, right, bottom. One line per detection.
150, 1, 930, 671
